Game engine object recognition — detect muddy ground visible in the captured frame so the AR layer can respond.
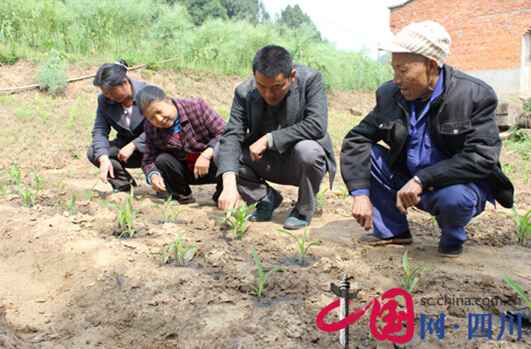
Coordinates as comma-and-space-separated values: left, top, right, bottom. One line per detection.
0, 61, 530, 349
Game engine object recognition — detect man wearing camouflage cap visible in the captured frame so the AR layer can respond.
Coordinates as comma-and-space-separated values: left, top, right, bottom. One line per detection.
340, 21, 513, 257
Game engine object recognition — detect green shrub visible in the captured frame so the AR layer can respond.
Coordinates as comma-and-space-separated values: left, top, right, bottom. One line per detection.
37, 48, 68, 95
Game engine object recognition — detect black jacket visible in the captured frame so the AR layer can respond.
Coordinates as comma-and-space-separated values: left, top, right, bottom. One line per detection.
340, 64, 513, 208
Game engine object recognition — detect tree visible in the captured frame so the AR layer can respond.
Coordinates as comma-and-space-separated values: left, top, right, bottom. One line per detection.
220, 0, 269, 24
182, 0, 228, 26
279, 5, 321, 41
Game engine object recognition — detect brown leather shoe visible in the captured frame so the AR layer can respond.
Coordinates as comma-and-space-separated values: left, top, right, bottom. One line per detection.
358, 230, 413, 246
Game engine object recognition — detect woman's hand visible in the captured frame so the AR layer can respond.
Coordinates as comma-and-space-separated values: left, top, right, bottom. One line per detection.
98, 155, 114, 184
150, 173, 166, 193
117, 142, 136, 163
194, 147, 214, 180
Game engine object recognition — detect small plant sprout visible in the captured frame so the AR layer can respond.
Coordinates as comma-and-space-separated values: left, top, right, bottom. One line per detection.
0, 174, 11, 196
7, 164, 21, 185
14, 184, 39, 207
53, 173, 71, 192
59, 193, 78, 215
30, 172, 48, 192
502, 275, 531, 312
149, 230, 197, 266
279, 226, 321, 265
99, 186, 148, 238
510, 207, 531, 246
315, 185, 328, 208
152, 196, 187, 223
219, 202, 257, 239
330, 184, 349, 199
173, 229, 198, 266
82, 182, 98, 201
249, 247, 286, 302
401, 249, 429, 293
149, 243, 173, 264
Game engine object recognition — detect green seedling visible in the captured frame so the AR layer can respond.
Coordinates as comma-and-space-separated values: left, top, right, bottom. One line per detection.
524, 162, 530, 185
59, 193, 78, 215
14, 184, 39, 207
510, 207, 531, 246
279, 226, 321, 265
331, 185, 349, 199
502, 275, 531, 312
0, 174, 11, 196
152, 196, 187, 223
7, 164, 21, 185
99, 186, 148, 238
149, 243, 173, 264
30, 172, 48, 192
401, 249, 429, 293
368, 309, 389, 341
53, 173, 70, 192
315, 186, 329, 208
250, 246, 286, 302
219, 202, 257, 240
172, 229, 198, 266
82, 182, 98, 202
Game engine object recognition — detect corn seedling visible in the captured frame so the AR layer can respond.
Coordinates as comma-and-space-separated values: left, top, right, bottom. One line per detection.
7, 164, 20, 185
173, 229, 198, 266
250, 247, 286, 302
59, 193, 78, 215
99, 186, 148, 238
82, 182, 98, 202
219, 202, 257, 240
279, 226, 321, 265
502, 275, 531, 312
152, 196, 187, 223
15, 184, 39, 207
524, 162, 530, 185
30, 172, 48, 192
368, 309, 389, 341
53, 173, 70, 192
315, 186, 328, 208
149, 243, 173, 264
0, 175, 11, 196
331, 185, 349, 199
401, 249, 429, 293
510, 207, 531, 246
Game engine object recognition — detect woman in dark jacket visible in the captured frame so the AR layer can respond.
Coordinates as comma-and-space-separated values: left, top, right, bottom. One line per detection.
87, 60, 148, 192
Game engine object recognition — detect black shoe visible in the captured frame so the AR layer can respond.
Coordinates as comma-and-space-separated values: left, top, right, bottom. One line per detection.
358, 230, 413, 246
111, 177, 137, 193
156, 190, 171, 199
172, 193, 195, 205
437, 241, 463, 258
249, 188, 283, 222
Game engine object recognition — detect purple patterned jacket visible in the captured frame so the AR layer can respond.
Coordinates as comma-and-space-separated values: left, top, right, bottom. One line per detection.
142, 98, 226, 176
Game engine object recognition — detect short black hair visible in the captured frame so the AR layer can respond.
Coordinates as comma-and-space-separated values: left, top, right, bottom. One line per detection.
93, 59, 131, 90
136, 85, 167, 116
252, 45, 293, 78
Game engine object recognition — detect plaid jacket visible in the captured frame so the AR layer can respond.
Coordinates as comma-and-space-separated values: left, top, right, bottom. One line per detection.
142, 98, 226, 176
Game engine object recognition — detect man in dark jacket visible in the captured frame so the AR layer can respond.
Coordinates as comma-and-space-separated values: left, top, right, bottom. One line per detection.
340, 21, 513, 257
215, 45, 336, 230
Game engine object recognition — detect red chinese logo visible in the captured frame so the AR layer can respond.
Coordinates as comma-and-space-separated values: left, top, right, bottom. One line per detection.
316, 288, 415, 344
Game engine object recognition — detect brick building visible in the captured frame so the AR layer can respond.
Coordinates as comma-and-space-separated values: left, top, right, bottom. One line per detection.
388, 0, 531, 95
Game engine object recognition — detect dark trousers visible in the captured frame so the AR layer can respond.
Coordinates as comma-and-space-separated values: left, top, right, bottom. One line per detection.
154, 152, 222, 200
215, 140, 327, 216
87, 140, 142, 190
369, 144, 488, 246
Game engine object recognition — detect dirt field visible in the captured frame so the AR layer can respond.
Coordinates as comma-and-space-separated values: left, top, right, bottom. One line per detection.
0, 61, 530, 349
